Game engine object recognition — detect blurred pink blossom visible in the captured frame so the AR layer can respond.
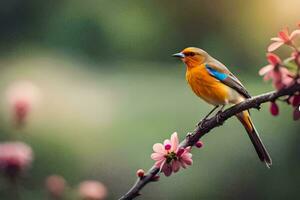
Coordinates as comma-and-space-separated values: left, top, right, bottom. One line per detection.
151, 132, 192, 176
6, 81, 41, 127
45, 175, 66, 199
259, 53, 293, 90
268, 28, 300, 52
79, 180, 107, 200
0, 142, 33, 179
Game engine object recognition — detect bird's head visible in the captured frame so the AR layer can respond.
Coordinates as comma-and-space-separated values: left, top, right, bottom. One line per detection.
173, 47, 209, 67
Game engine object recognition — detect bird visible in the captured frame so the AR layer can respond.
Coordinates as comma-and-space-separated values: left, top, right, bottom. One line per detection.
173, 47, 272, 167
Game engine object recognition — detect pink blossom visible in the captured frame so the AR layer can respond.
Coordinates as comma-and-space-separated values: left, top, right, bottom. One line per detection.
0, 142, 33, 179
151, 132, 192, 176
45, 175, 66, 199
6, 81, 41, 127
259, 53, 293, 90
268, 28, 300, 52
269, 102, 279, 116
79, 180, 107, 200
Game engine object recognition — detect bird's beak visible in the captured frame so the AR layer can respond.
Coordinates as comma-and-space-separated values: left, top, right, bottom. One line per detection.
172, 52, 185, 58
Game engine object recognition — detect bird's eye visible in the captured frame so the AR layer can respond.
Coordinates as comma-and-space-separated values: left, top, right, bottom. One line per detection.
185, 52, 195, 57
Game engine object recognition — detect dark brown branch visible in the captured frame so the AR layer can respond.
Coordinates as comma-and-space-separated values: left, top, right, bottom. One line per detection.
119, 83, 300, 200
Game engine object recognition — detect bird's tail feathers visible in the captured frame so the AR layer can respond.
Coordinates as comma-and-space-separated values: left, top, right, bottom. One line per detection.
236, 111, 272, 168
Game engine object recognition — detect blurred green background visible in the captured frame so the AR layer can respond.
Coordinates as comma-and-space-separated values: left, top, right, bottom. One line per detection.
0, 0, 299, 199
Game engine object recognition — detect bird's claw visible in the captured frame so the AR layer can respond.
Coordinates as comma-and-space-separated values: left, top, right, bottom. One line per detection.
216, 112, 224, 125
186, 132, 193, 139
197, 118, 207, 128
254, 102, 261, 110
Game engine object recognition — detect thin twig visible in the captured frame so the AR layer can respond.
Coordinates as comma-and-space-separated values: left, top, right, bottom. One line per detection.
119, 83, 300, 200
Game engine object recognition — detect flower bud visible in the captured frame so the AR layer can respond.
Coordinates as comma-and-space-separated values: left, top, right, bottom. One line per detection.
293, 106, 300, 121
195, 141, 204, 148
136, 169, 145, 178
292, 94, 300, 107
270, 102, 279, 116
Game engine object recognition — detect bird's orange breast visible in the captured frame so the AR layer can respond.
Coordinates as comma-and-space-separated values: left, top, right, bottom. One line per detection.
185, 64, 230, 105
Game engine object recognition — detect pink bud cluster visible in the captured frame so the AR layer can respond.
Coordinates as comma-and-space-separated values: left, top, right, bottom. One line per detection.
45, 176, 108, 200
259, 22, 300, 120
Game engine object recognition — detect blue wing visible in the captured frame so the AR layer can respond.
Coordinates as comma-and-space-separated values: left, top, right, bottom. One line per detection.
205, 64, 251, 98
205, 64, 228, 80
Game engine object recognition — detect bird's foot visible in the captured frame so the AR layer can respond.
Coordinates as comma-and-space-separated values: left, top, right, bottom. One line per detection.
186, 132, 193, 139
197, 118, 208, 128
216, 111, 224, 125
254, 101, 261, 110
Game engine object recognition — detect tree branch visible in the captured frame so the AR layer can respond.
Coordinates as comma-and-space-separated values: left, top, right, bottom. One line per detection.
119, 82, 300, 200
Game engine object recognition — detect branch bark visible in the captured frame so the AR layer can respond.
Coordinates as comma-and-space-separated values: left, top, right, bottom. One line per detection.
119, 83, 300, 200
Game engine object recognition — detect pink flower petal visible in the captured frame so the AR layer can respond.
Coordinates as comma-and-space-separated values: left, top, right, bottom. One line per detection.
170, 132, 179, 151
278, 28, 290, 42
181, 153, 193, 165
272, 70, 282, 82
263, 72, 272, 81
162, 163, 172, 176
153, 143, 165, 154
180, 161, 187, 168
270, 37, 282, 42
281, 76, 294, 87
259, 65, 274, 76
154, 159, 165, 168
268, 41, 284, 52
172, 161, 181, 173
185, 146, 192, 152
267, 53, 281, 65
151, 153, 164, 161
176, 148, 185, 157
181, 157, 193, 166
290, 30, 300, 40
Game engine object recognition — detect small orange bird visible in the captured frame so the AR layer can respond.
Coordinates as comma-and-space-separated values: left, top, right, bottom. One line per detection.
173, 47, 272, 167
